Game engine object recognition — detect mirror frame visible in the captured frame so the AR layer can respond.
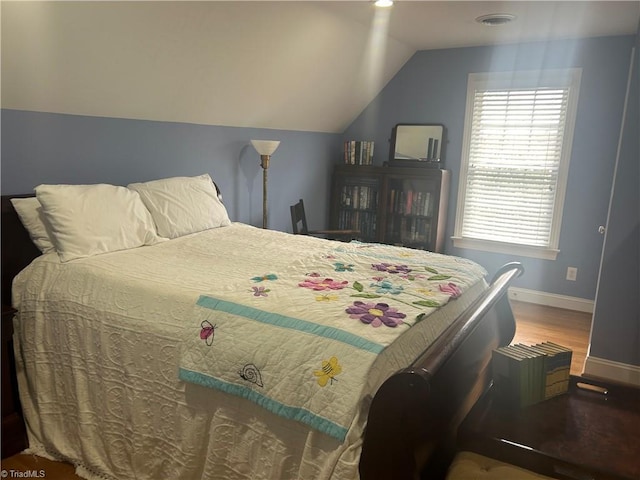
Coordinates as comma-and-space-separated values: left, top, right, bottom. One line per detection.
389, 123, 445, 166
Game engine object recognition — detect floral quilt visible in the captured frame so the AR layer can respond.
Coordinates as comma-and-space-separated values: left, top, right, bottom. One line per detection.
178, 240, 486, 442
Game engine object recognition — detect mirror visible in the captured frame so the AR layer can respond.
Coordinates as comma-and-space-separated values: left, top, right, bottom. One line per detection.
389, 124, 444, 165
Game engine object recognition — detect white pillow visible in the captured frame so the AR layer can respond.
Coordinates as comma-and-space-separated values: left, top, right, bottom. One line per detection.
128, 174, 231, 239
35, 183, 162, 262
10, 197, 56, 254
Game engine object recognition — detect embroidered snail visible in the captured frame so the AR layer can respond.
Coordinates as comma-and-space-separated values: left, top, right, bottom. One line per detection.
239, 363, 264, 387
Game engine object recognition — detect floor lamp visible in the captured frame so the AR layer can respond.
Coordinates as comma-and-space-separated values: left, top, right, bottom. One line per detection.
250, 140, 280, 229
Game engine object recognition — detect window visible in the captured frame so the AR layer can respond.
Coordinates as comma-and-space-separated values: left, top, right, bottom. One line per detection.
453, 69, 581, 260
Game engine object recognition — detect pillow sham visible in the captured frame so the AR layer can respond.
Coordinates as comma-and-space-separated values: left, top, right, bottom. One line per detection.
127, 174, 231, 239
35, 183, 162, 262
10, 197, 56, 254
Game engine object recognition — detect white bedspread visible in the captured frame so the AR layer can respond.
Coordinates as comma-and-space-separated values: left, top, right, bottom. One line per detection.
12, 223, 487, 480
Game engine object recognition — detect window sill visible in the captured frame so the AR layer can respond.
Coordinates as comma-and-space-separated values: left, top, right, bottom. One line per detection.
452, 237, 559, 260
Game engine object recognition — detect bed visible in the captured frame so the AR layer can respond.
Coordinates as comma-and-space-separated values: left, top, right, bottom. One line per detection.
1, 174, 523, 480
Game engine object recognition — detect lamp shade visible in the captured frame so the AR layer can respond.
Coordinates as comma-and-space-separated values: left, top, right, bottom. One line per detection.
251, 140, 280, 156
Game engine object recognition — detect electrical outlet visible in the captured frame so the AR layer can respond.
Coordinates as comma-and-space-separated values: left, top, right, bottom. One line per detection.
566, 267, 577, 281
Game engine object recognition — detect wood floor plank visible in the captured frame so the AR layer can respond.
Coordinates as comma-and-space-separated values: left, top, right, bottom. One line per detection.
510, 300, 592, 376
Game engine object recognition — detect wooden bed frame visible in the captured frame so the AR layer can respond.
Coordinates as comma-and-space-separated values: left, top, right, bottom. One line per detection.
1, 193, 523, 479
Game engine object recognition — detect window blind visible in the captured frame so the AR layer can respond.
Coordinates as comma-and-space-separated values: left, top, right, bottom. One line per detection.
461, 88, 570, 247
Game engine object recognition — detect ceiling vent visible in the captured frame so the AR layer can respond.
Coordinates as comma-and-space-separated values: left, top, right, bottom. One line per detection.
475, 13, 516, 26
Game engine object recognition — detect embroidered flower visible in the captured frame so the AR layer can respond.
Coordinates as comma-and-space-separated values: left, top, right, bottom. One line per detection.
345, 301, 406, 328
299, 278, 348, 291
313, 356, 342, 387
372, 263, 412, 275
315, 293, 339, 302
334, 262, 355, 272
370, 280, 404, 295
252, 273, 278, 282
306, 272, 321, 278
439, 282, 462, 298
251, 286, 269, 297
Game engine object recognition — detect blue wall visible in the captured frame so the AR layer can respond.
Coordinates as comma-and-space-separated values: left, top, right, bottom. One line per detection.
344, 35, 635, 301
1, 110, 341, 233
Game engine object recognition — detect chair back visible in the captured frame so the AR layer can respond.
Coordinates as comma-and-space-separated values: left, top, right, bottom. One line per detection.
290, 199, 309, 234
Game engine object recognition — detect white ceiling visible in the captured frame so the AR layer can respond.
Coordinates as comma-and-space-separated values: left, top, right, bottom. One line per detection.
2, 1, 638, 133
326, 1, 640, 51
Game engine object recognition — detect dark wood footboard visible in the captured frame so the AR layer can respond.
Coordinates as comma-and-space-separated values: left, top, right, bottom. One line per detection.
360, 262, 523, 480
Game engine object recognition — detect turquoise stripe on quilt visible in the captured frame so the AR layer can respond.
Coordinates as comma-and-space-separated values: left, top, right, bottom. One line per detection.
178, 367, 349, 441
196, 295, 384, 354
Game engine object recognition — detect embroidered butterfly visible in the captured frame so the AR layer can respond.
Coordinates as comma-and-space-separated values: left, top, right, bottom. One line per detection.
199, 320, 217, 346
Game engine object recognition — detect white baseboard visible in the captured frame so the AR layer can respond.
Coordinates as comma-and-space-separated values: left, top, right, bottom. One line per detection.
583, 356, 640, 387
508, 287, 594, 313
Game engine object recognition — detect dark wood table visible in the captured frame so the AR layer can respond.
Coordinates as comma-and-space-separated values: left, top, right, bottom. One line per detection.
458, 375, 640, 480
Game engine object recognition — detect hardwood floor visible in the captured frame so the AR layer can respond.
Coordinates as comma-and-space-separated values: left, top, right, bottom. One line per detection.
0, 301, 593, 480
509, 300, 592, 376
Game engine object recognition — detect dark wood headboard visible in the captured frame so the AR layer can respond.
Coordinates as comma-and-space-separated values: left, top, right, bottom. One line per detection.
1, 195, 42, 306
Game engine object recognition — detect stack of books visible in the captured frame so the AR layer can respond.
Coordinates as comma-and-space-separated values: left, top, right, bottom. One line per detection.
344, 140, 374, 165
491, 342, 572, 408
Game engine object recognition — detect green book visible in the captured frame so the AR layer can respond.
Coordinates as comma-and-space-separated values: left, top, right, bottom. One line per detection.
512, 344, 546, 405
503, 345, 535, 407
524, 344, 556, 400
492, 346, 529, 408
534, 342, 572, 396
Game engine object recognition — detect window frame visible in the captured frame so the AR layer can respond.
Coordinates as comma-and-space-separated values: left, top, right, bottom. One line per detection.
452, 68, 582, 260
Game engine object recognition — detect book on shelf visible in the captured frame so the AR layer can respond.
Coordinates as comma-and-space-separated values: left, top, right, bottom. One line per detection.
340, 185, 377, 210
491, 342, 572, 408
388, 189, 431, 216
344, 140, 374, 165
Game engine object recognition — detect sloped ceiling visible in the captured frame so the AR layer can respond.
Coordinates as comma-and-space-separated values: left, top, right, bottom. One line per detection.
2, 1, 638, 133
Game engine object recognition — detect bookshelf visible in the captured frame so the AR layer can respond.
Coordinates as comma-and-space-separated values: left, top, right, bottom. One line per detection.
329, 165, 450, 252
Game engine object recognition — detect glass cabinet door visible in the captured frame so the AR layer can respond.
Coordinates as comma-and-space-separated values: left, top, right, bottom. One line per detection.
384, 176, 439, 250
330, 167, 381, 243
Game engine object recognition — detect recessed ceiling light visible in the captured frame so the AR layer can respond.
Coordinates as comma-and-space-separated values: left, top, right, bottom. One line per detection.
476, 13, 516, 26
374, 0, 394, 7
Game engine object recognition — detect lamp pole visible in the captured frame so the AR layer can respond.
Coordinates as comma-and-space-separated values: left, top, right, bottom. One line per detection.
261, 154, 270, 229
250, 140, 280, 230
